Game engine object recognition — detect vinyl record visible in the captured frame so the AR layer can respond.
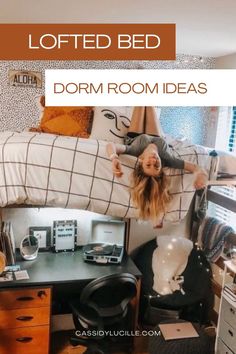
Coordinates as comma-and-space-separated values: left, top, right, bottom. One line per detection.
84, 243, 114, 255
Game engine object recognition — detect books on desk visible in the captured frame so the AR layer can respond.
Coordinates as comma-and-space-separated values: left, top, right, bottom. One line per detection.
223, 283, 236, 301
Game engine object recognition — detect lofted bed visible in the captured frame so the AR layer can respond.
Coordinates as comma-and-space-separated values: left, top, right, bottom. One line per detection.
0, 131, 235, 222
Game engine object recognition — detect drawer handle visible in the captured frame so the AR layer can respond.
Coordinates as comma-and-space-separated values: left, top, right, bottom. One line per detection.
37, 290, 46, 299
16, 316, 34, 322
16, 337, 33, 343
228, 329, 234, 337
230, 308, 235, 315
16, 296, 34, 302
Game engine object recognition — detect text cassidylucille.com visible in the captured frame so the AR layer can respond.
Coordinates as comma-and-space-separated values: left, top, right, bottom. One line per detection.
53, 82, 208, 95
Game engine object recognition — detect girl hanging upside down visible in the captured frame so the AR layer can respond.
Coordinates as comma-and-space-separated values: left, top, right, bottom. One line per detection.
106, 107, 208, 223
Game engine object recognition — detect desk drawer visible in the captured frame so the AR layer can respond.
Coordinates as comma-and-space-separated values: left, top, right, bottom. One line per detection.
0, 287, 51, 309
0, 325, 49, 354
217, 338, 234, 354
222, 296, 236, 329
219, 319, 236, 353
0, 306, 50, 329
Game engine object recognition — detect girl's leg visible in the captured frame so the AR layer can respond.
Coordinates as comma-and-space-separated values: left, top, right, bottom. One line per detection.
145, 107, 164, 137
128, 107, 145, 134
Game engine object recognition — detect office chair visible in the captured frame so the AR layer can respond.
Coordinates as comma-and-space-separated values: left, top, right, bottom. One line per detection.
133, 239, 213, 326
70, 273, 137, 354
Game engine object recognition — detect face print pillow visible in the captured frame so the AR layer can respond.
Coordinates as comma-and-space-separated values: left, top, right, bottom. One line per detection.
90, 107, 133, 143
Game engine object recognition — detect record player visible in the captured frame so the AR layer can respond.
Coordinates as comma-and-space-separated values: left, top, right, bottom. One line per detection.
83, 219, 126, 264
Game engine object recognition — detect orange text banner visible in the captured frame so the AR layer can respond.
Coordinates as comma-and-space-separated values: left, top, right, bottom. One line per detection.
0, 24, 175, 60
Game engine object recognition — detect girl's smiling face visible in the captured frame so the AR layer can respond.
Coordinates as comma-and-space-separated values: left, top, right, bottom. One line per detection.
139, 144, 162, 176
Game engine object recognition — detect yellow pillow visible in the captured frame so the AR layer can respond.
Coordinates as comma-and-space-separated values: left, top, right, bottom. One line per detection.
31, 96, 93, 138
40, 106, 93, 138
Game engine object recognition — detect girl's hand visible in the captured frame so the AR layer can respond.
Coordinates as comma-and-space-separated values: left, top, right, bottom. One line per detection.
194, 170, 208, 189
112, 158, 123, 177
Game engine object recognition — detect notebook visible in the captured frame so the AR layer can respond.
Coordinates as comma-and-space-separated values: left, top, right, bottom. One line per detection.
159, 322, 199, 341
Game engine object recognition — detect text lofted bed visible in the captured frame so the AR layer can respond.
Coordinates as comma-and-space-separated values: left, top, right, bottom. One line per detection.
0, 129, 235, 223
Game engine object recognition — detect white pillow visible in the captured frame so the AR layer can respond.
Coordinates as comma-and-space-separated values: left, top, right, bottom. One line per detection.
152, 236, 193, 295
90, 107, 133, 143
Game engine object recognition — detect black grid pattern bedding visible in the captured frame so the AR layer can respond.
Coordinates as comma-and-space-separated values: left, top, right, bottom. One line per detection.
0, 132, 211, 222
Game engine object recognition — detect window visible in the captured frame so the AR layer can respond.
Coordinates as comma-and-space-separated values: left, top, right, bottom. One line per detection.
208, 107, 236, 230
208, 189, 236, 229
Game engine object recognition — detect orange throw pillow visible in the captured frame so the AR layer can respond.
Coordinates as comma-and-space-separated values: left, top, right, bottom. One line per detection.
30, 96, 93, 138
40, 106, 93, 138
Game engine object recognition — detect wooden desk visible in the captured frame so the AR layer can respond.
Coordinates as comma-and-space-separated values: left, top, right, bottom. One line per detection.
0, 250, 142, 354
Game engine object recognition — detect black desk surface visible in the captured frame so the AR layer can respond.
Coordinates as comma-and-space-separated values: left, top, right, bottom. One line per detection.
0, 249, 142, 289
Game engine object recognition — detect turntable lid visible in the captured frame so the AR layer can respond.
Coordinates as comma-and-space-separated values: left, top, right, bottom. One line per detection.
90, 219, 125, 245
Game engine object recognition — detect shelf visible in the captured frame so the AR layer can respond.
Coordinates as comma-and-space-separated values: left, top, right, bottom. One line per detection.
207, 189, 236, 213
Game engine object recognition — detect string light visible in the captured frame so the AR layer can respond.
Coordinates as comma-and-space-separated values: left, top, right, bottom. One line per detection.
167, 243, 174, 250
154, 242, 212, 297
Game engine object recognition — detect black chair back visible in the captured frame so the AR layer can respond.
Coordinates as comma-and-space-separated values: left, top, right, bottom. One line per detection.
79, 273, 137, 318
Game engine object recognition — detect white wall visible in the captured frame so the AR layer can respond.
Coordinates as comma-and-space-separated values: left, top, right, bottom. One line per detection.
2, 208, 118, 248
215, 52, 236, 69
128, 210, 192, 253
2, 206, 192, 253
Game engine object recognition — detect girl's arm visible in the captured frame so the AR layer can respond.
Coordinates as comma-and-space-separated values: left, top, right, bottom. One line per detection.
106, 142, 126, 157
106, 143, 126, 178
184, 161, 208, 189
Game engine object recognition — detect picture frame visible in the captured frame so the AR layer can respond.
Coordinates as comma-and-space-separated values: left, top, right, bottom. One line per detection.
53, 220, 77, 252
29, 226, 51, 251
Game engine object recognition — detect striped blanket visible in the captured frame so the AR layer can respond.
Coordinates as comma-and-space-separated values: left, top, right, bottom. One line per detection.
197, 216, 235, 262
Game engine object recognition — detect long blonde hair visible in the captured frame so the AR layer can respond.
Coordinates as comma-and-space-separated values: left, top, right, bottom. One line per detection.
130, 164, 172, 223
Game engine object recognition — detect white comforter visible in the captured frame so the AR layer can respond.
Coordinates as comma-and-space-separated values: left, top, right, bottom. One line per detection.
0, 132, 214, 222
